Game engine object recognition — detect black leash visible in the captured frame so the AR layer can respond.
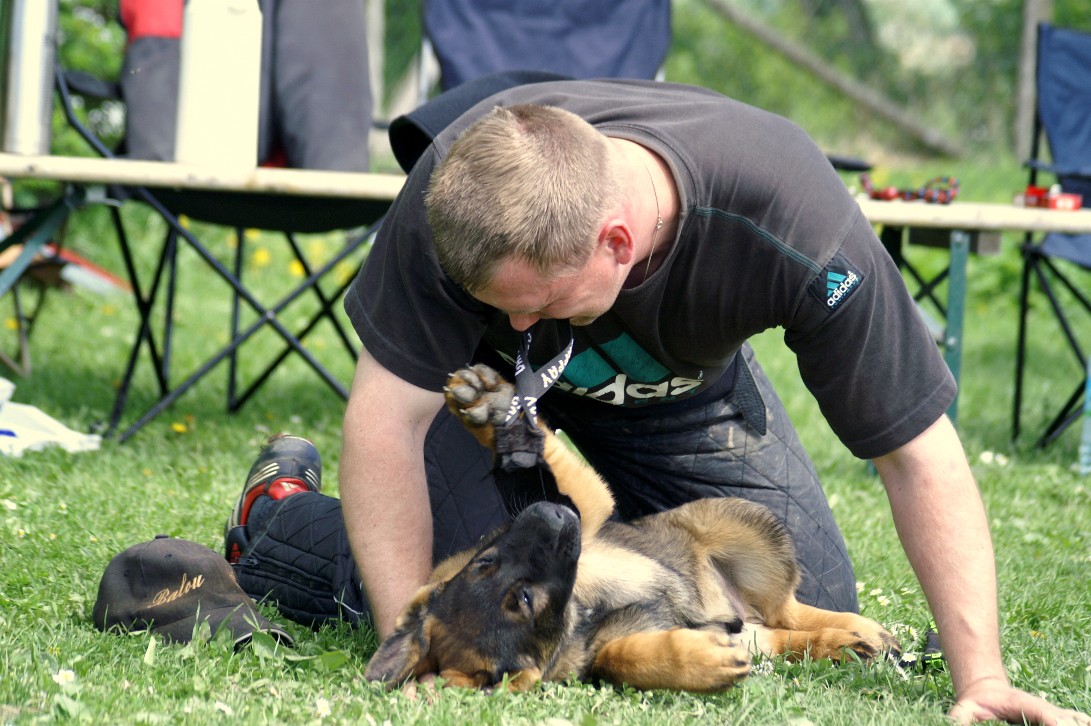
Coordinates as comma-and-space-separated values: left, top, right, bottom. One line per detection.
493, 323, 576, 517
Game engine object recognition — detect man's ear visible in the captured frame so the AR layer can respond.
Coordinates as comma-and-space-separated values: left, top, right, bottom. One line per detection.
364, 594, 436, 687
598, 219, 634, 266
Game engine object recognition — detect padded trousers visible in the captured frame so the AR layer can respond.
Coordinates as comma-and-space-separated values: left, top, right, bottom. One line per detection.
233, 343, 859, 628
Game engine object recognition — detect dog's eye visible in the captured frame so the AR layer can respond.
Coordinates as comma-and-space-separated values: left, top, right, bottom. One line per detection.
520, 588, 533, 613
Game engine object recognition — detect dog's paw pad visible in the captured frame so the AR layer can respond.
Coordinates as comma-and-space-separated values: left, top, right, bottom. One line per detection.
445, 365, 515, 430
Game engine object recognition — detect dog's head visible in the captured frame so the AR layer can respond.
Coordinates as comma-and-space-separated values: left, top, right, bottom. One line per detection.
365, 501, 581, 690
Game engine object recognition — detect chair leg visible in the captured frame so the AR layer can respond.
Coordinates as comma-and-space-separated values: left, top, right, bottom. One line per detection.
0, 283, 32, 376
227, 227, 245, 410
105, 226, 179, 437
1037, 380, 1086, 448
1013, 247, 1035, 440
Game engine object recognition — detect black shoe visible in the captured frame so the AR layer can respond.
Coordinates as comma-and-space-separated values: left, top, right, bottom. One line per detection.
225, 434, 321, 564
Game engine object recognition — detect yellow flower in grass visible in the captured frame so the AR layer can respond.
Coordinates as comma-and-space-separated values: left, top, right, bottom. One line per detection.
4, 317, 17, 331
171, 414, 196, 434
288, 259, 306, 278
307, 238, 329, 260
335, 260, 357, 286
251, 247, 272, 268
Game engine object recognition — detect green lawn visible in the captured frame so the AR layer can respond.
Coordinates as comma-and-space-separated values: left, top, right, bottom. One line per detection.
1, 166, 1089, 723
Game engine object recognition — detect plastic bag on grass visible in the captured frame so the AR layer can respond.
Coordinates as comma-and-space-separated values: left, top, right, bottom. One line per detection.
0, 377, 101, 457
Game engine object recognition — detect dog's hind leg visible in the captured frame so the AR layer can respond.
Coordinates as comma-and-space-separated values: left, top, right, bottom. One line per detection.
751, 599, 900, 662
444, 365, 616, 538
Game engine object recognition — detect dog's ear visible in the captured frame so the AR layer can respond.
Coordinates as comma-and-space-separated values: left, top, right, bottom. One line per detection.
364, 593, 436, 687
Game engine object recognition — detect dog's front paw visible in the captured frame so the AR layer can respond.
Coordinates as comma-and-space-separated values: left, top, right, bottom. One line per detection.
445, 365, 516, 447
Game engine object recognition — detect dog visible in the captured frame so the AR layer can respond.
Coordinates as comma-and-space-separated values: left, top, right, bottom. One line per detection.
364, 364, 899, 692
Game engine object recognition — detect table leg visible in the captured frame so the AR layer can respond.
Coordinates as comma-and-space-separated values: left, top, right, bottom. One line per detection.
944, 230, 970, 426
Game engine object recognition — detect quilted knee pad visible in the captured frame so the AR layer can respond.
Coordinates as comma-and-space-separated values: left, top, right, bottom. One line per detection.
232, 492, 369, 628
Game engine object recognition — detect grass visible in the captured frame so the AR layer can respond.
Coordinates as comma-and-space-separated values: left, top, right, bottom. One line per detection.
1, 159, 1090, 724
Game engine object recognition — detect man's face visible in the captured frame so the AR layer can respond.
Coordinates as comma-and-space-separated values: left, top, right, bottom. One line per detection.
472, 250, 625, 331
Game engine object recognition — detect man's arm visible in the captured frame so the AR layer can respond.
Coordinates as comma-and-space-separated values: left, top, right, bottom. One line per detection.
873, 416, 1089, 726
340, 346, 445, 638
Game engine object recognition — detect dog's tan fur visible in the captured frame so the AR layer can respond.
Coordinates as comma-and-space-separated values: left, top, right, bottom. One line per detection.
364, 364, 898, 692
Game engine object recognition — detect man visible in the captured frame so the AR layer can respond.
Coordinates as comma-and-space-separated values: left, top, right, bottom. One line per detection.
228, 79, 1088, 725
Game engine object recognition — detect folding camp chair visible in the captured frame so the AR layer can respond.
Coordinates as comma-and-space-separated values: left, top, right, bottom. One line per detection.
47, 59, 386, 441
421, 0, 672, 93
414, 0, 869, 177
1012, 23, 1091, 447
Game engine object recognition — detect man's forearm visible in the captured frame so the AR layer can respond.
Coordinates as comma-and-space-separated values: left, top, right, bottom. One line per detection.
339, 353, 444, 639
340, 418, 434, 638
874, 416, 1009, 697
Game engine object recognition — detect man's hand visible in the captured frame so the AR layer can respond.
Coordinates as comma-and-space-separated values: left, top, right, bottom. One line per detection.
874, 417, 1088, 726
949, 676, 1091, 726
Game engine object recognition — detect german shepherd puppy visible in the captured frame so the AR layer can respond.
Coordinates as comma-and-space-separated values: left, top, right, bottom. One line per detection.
364, 364, 898, 692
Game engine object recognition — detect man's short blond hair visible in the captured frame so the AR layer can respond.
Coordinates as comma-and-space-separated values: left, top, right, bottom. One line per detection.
426, 104, 622, 292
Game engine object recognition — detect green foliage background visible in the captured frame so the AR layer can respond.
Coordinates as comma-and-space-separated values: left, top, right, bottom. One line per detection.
48, 0, 1091, 161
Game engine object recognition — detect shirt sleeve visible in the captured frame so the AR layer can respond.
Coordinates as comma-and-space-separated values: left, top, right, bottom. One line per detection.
784, 209, 956, 460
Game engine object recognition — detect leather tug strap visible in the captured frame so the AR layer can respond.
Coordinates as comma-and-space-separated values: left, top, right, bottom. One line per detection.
493, 325, 575, 518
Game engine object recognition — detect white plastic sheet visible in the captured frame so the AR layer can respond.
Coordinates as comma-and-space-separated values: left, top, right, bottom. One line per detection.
0, 377, 101, 457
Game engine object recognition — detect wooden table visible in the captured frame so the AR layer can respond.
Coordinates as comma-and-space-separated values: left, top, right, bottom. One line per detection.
859, 198, 1091, 473
0, 152, 405, 298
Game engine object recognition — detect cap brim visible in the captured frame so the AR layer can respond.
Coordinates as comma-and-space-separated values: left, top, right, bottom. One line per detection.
152, 603, 294, 649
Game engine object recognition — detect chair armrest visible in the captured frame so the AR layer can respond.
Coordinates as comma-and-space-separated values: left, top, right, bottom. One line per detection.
1025, 158, 1091, 179
60, 70, 121, 103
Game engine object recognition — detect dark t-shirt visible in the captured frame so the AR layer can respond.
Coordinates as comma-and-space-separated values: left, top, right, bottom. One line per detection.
345, 80, 955, 459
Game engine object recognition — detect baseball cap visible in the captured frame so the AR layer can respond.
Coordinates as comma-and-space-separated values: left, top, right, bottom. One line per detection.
93, 535, 292, 649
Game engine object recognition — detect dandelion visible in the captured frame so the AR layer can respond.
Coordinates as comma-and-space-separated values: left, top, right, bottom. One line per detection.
289, 259, 306, 278
869, 588, 883, 597
52, 669, 76, 686
2, 498, 16, 511
251, 248, 272, 268
336, 260, 356, 286
979, 451, 995, 465
171, 421, 189, 434
315, 697, 332, 718
855, 581, 865, 593
877, 595, 891, 606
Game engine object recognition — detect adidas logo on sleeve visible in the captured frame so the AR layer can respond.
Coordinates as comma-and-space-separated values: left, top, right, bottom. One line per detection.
809, 254, 864, 313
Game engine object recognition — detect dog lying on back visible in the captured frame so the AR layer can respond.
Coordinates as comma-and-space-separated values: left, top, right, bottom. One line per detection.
365, 364, 898, 692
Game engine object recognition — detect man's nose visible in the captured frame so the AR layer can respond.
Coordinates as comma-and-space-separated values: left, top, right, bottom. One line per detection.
508, 313, 540, 331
